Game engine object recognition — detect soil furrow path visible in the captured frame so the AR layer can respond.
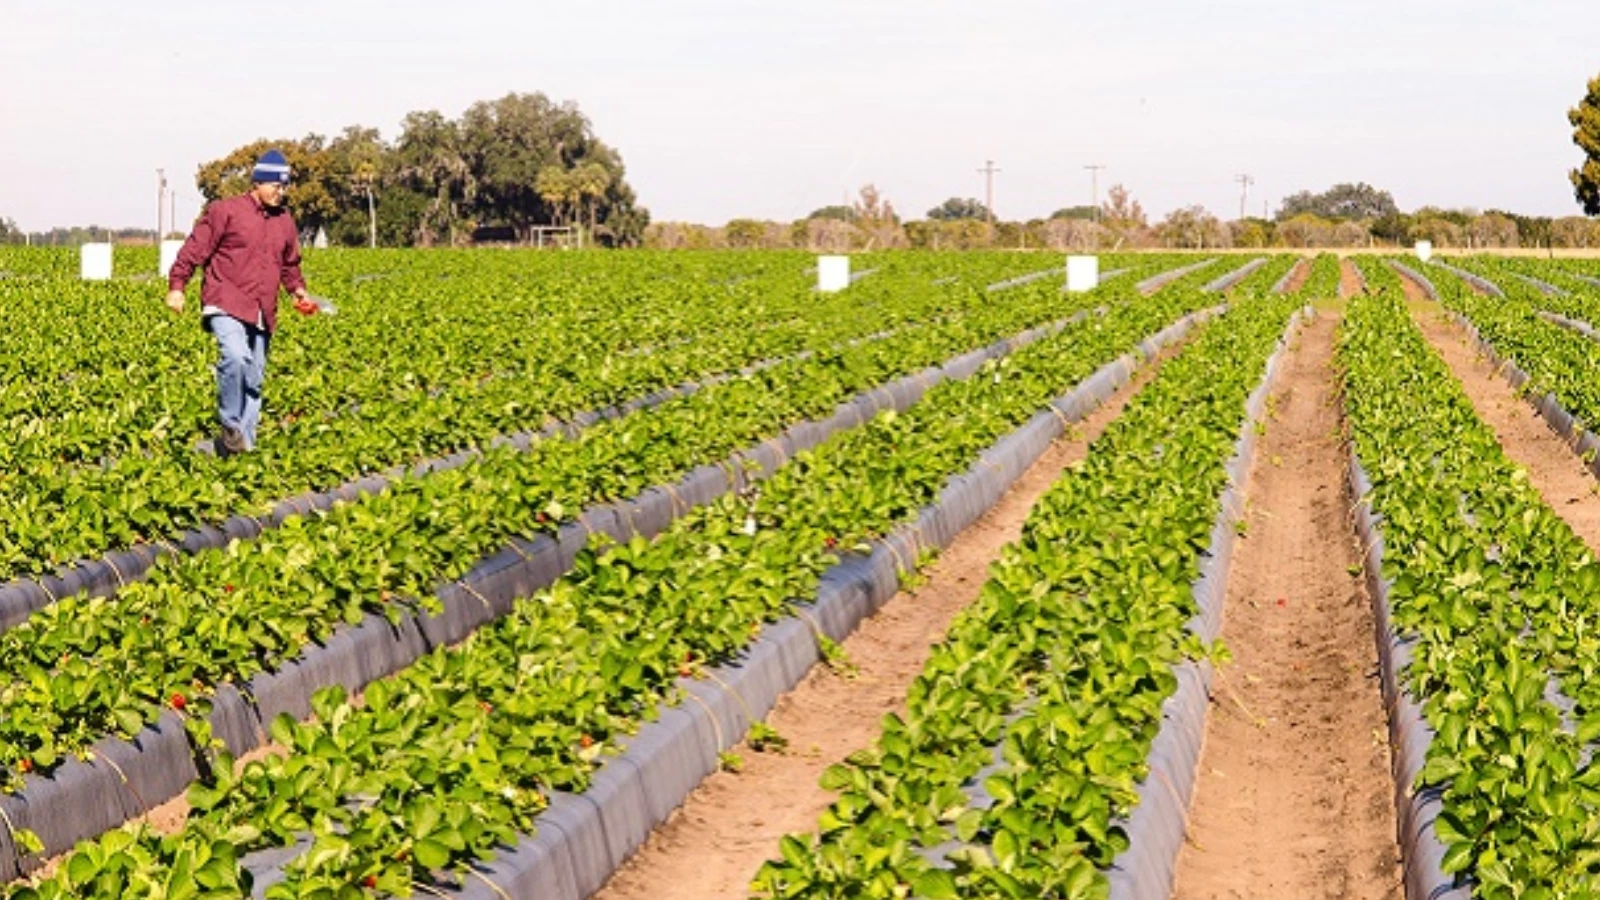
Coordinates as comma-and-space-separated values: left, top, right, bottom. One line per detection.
1397, 272, 1600, 552
592, 348, 1178, 900
1338, 258, 1364, 298
1171, 312, 1402, 900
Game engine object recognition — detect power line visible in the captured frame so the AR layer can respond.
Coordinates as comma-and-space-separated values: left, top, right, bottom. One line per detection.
977, 159, 1001, 228
156, 168, 167, 246
1084, 164, 1106, 220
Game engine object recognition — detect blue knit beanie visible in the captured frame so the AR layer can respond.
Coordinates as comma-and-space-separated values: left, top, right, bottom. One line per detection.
252, 149, 291, 184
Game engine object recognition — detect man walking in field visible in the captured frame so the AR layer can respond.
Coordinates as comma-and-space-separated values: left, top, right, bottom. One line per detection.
166, 148, 319, 455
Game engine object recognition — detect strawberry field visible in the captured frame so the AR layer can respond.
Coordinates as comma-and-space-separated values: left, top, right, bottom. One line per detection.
9, 247, 1600, 899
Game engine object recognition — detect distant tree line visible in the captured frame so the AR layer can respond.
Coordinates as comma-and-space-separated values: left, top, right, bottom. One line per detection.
12, 180, 1598, 251
190, 92, 648, 248
0, 222, 167, 247
22, 60, 1600, 254
642, 182, 1598, 252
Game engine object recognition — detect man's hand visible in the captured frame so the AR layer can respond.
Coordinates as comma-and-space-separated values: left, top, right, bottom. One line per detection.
293, 290, 318, 316
165, 290, 185, 314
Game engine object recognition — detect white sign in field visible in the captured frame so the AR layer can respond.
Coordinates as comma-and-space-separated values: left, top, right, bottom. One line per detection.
159, 240, 184, 277
817, 255, 850, 293
1066, 255, 1099, 293
80, 243, 112, 281
1414, 240, 1433, 263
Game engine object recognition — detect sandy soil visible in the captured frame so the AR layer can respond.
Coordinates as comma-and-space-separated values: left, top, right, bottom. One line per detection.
1397, 282, 1600, 554
591, 351, 1178, 900
1279, 258, 1312, 295
1339, 259, 1365, 299
1171, 313, 1403, 900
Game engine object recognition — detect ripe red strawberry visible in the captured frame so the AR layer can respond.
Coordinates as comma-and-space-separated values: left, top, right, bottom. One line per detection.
362, 874, 377, 889
579, 733, 594, 748
18, 759, 32, 774
223, 584, 235, 594
170, 692, 187, 711
823, 536, 838, 549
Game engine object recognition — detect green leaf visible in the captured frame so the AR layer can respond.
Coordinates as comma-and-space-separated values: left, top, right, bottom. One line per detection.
911, 869, 959, 899
413, 838, 451, 870
954, 809, 984, 843
65, 852, 98, 885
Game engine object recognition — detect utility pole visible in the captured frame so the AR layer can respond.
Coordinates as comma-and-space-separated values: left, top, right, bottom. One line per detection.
977, 159, 1001, 229
1084, 164, 1106, 220
1234, 173, 1254, 221
156, 168, 167, 247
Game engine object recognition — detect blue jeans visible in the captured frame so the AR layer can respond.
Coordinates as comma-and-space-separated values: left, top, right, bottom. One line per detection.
206, 314, 270, 449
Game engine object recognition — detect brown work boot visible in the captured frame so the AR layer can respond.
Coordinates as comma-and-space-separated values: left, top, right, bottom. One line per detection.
216, 426, 248, 457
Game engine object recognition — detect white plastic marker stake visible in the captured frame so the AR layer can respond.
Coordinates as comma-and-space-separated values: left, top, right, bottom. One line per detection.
816, 255, 850, 293
80, 243, 112, 281
1065, 255, 1099, 293
1414, 240, 1433, 263
158, 240, 184, 277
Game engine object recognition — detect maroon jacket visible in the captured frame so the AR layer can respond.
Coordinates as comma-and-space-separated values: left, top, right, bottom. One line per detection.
168, 193, 306, 333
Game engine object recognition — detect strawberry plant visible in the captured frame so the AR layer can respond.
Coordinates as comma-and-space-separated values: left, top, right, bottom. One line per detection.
1415, 259, 1600, 434
1299, 252, 1341, 297
0, 264, 1225, 898
751, 293, 1302, 898
0, 250, 1180, 584
1341, 285, 1600, 896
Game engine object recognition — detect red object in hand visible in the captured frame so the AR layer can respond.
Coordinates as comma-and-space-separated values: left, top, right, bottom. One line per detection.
294, 297, 318, 316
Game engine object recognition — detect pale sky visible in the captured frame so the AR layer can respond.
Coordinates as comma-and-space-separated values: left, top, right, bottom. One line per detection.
2, 0, 1597, 231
